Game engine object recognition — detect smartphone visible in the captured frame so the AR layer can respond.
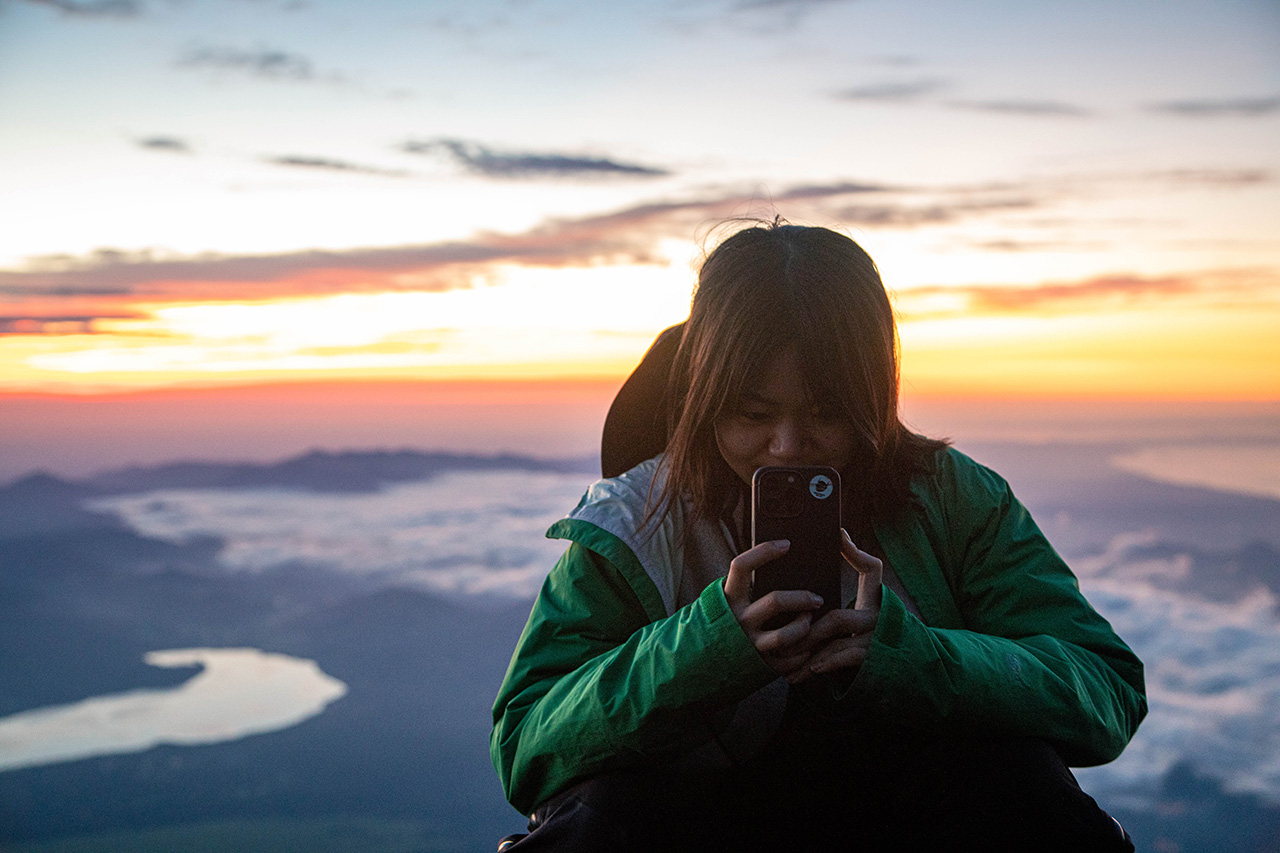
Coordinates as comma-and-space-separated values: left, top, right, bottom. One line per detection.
751, 465, 842, 622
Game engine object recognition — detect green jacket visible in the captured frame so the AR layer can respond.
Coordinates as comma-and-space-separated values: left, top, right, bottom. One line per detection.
491, 449, 1147, 814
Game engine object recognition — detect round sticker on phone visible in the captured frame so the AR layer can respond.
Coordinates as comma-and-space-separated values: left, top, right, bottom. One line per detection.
809, 474, 833, 500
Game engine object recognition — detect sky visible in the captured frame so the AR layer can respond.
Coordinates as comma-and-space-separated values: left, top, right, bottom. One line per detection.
1, 0, 1278, 414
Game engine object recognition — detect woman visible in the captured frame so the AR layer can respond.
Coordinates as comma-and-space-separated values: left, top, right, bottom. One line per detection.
491, 222, 1146, 850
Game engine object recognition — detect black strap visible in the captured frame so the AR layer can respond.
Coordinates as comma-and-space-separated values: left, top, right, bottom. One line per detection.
600, 323, 684, 478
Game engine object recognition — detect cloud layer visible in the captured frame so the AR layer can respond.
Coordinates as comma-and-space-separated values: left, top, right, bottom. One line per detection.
90, 470, 595, 598
1075, 545, 1280, 802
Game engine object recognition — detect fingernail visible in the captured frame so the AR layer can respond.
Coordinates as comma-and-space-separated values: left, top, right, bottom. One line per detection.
810, 594, 823, 606
842, 529, 854, 545
772, 539, 790, 549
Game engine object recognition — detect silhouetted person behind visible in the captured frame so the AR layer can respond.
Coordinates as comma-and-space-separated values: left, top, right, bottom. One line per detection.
491, 221, 1145, 850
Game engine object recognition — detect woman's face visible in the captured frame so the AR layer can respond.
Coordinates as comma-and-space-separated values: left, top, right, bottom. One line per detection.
714, 346, 855, 484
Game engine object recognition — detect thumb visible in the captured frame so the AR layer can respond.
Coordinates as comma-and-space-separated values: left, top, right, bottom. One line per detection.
842, 529, 883, 612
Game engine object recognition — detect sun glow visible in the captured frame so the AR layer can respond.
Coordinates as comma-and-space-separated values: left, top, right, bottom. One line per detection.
1, 234, 1276, 399
899, 301, 1280, 399
1, 261, 696, 391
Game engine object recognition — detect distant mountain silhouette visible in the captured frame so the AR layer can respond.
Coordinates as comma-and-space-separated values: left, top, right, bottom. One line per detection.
0, 472, 115, 538
83, 448, 597, 494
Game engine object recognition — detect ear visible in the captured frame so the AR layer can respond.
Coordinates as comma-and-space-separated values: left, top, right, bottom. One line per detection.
600, 323, 684, 478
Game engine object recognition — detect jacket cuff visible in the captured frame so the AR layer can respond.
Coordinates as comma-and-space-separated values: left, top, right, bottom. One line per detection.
844, 585, 909, 711
698, 580, 779, 692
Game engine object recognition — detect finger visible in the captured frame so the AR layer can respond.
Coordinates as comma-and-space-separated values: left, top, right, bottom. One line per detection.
740, 589, 823, 631
783, 658, 816, 683
754, 612, 813, 654
806, 637, 872, 674
842, 529, 883, 612
805, 608, 878, 644
724, 539, 789, 607
787, 661, 819, 684
772, 650, 813, 680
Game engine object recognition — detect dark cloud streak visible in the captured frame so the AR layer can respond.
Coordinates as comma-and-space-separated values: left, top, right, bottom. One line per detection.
833, 79, 946, 102
0, 245, 515, 298
775, 181, 896, 199
1154, 169, 1271, 188
948, 99, 1092, 117
729, 0, 859, 29
402, 139, 669, 179
176, 46, 317, 81
136, 137, 191, 154
1151, 97, 1280, 117
16, 0, 139, 17
736, 0, 856, 8
836, 197, 1036, 228
263, 155, 408, 177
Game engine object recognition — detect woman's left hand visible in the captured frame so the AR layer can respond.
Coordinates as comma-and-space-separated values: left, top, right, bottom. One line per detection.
789, 529, 883, 683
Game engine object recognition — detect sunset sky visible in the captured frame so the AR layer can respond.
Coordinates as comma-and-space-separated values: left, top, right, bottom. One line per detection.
1, 0, 1278, 413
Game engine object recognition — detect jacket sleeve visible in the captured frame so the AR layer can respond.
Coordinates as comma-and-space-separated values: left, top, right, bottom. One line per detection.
490, 540, 776, 814
852, 450, 1147, 766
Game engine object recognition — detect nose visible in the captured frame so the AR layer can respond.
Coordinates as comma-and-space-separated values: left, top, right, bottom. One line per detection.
768, 417, 810, 462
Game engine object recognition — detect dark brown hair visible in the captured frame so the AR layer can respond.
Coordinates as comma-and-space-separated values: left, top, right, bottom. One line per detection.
659, 221, 948, 528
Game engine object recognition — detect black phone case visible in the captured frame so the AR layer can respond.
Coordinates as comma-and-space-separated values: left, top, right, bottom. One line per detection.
751, 465, 842, 619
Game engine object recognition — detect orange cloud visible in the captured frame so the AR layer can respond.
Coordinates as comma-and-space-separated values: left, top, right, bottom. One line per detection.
895, 269, 1278, 319
4, 168, 1269, 331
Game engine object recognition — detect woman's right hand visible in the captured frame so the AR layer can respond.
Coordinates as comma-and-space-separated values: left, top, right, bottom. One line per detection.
723, 539, 824, 679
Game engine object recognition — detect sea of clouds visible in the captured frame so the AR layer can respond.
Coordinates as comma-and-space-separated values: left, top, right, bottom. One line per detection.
1073, 535, 1280, 802
88, 464, 1280, 805
90, 470, 595, 599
